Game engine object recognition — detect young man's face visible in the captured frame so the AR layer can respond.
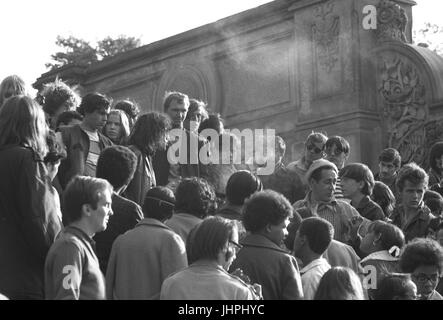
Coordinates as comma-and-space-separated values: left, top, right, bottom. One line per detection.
310, 169, 337, 202
184, 107, 205, 133
379, 160, 398, 180
304, 140, 325, 163
266, 217, 290, 247
411, 265, 440, 298
166, 100, 188, 129
85, 108, 110, 131
341, 177, 362, 199
326, 144, 348, 169
90, 188, 113, 233
400, 180, 426, 210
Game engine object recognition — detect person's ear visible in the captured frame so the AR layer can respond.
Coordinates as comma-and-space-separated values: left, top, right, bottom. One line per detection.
225, 246, 234, 261
82, 203, 92, 217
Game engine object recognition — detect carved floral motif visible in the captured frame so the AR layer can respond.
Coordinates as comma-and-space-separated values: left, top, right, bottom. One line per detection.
312, 2, 340, 73
379, 55, 428, 164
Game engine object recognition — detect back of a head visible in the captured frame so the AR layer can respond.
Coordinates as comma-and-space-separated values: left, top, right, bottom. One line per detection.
314, 267, 364, 300
77, 92, 111, 115
37, 79, 80, 116
56, 110, 83, 128
340, 163, 375, 195
372, 181, 395, 216
396, 162, 428, 192
243, 190, 293, 233
299, 217, 334, 255
0, 95, 48, 158
187, 216, 236, 263
175, 177, 216, 219
369, 220, 405, 251
374, 273, 415, 300
198, 113, 224, 135
399, 238, 443, 274
226, 170, 263, 206
379, 148, 401, 167
96, 145, 137, 190
0, 75, 26, 107
424, 190, 443, 214
63, 175, 113, 224
142, 187, 175, 221
114, 100, 140, 121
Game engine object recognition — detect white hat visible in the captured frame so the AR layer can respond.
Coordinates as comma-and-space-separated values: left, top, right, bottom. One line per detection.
305, 159, 338, 183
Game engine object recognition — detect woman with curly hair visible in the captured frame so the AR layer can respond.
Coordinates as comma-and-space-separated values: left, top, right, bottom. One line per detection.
0, 95, 62, 299
399, 238, 443, 300
0, 75, 26, 108
103, 109, 130, 145
124, 112, 171, 205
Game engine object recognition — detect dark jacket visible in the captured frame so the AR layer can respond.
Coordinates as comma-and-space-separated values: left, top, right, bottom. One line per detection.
391, 204, 435, 242
0, 145, 62, 299
230, 234, 303, 300
259, 162, 306, 203
124, 145, 156, 206
152, 129, 207, 186
58, 125, 113, 189
93, 193, 143, 274
353, 196, 386, 221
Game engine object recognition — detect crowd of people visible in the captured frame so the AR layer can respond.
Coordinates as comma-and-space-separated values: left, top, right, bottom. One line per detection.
0, 74, 443, 300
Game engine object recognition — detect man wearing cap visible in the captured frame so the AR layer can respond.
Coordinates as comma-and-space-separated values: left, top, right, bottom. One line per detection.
106, 187, 187, 300
292, 159, 366, 244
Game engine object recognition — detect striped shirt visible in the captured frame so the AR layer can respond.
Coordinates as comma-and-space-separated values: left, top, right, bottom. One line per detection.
83, 129, 100, 177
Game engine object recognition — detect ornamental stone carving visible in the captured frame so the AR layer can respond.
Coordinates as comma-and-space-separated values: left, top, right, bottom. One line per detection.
312, 2, 340, 73
379, 55, 428, 164
375, 0, 408, 43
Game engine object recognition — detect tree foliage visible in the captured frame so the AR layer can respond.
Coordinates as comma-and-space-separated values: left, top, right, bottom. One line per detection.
413, 22, 443, 56
46, 35, 141, 70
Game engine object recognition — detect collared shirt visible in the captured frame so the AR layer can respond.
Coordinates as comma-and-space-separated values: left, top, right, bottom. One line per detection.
300, 258, 331, 300
391, 204, 435, 243
352, 196, 386, 221
45, 226, 105, 300
293, 192, 362, 243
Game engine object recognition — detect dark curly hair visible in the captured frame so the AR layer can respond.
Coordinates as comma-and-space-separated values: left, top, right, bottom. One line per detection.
77, 92, 111, 115
96, 145, 137, 190
127, 112, 171, 156
399, 238, 443, 274
37, 78, 80, 116
114, 100, 140, 123
242, 190, 293, 233
175, 177, 216, 219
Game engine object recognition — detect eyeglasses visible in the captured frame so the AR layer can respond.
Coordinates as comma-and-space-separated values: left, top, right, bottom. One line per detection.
306, 144, 325, 154
412, 273, 440, 283
229, 240, 242, 253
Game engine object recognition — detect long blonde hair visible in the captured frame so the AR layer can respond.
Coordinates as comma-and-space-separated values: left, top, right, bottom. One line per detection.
0, 95, 48, 158
0, 75, 26, 108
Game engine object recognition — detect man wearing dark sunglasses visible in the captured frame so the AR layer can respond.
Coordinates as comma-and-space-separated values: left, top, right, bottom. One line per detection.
325, 136, 350, 201
287, 132, 327, 194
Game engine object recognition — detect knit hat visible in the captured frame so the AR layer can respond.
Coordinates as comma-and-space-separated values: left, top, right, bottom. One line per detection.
305, 159, 338, 183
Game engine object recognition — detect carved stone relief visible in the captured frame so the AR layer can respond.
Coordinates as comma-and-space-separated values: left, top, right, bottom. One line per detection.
312, 2, 340, 73
375, 0, 408, 43
378, 54, 430, 165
